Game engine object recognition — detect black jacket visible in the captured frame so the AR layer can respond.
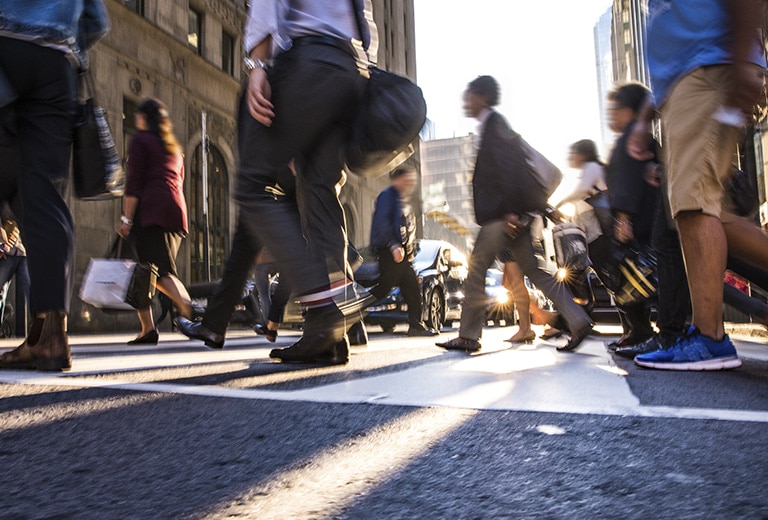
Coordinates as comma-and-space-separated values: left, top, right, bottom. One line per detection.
370, 186, 416, 258
473, 111, 548, 225
605, 123, 660, 246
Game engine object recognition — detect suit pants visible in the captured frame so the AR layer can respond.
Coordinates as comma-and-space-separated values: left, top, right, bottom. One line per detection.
372, 248, 422, 328
201, 211, 258, 336
459, 220, 591, 341
235, 42, 365, 290
0, 39, 75, 314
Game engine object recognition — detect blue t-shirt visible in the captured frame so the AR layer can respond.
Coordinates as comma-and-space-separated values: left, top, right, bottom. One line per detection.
647, 0, 766, 105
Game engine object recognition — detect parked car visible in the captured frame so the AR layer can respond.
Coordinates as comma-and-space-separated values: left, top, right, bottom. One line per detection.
339, 239, 468, 333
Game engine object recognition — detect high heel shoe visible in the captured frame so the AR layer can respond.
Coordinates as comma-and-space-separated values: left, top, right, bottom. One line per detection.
128, 329, 159, 345
254, 323, 278, 343
505, 331, 536, 344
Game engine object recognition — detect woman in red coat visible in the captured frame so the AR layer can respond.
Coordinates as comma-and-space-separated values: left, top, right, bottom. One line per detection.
117, 98, 192, 344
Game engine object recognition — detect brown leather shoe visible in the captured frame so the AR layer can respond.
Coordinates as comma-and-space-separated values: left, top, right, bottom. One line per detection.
0, 310, 71, 372
436, 337, 481, 353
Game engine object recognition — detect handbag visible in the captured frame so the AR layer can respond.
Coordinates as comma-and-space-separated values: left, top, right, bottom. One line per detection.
584, 189, 613, 237
552, 222, 592, 272
598, 244, 658, 306
79, 237, 157, 310
345, 67, 427, 178
72, 72, 125, 200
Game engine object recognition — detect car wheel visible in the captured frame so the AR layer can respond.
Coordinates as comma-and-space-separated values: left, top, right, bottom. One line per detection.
380, 323, 396, 334
426, 289, 444, 331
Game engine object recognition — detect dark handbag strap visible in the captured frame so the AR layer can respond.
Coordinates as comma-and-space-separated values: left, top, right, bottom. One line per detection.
108, 236, 124, 259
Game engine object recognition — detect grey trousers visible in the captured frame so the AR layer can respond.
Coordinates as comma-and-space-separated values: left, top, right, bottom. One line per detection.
459, 220, 592, 341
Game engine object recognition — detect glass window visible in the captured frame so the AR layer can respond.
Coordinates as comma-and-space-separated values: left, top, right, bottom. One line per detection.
190, 144, 229, 282
222, 31, 235, 75
123, 0, 144, 15
188, 8, 203, 55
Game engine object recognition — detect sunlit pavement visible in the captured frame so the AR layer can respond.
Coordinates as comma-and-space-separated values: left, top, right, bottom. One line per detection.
1, 324, 767, 518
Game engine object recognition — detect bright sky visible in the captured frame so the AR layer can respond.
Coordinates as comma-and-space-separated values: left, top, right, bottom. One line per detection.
414, 0, 614, 170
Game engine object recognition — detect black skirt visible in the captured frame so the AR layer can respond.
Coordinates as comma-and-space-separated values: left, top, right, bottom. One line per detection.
134, 225, 183, 278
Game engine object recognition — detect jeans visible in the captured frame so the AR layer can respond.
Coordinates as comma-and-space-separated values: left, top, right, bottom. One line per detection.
235, 42, 365, 289
459, 220, 592, 341
0, 38, 76, 314
372, 248, 422, 328
0, 254, 29, 336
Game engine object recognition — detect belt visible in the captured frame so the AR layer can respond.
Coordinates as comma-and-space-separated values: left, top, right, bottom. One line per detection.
291, 35, 355, 58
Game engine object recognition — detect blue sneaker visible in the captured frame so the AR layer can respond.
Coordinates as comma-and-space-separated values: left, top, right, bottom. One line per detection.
634, 326, 742, 371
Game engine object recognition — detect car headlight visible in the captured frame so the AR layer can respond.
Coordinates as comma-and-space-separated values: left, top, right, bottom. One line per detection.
495, 292, 510, 304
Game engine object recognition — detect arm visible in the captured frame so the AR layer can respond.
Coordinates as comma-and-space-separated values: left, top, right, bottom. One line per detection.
557, 163, 605, 206
246, 37, 275, 126
118, 137, 144, 238
79, 0, 110, 51
726, 0, 765, 117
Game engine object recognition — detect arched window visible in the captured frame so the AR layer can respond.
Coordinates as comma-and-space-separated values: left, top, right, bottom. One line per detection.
190, 144, 229, 283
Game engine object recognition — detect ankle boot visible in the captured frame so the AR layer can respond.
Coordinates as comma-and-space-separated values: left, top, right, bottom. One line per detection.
35, 310, 71, 371
0, 311, 70, 371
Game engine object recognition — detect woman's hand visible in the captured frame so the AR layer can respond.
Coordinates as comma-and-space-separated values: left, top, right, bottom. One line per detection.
247, 68, 275, 126
117, 221, 132, 239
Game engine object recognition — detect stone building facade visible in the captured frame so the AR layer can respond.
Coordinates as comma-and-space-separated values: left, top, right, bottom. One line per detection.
68, 0, 417, 333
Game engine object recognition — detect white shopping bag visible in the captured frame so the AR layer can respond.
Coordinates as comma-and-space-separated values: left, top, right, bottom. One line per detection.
79, 258, 137, 311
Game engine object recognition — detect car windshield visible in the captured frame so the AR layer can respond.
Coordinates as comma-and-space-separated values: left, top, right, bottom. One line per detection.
413, 241, 441, 272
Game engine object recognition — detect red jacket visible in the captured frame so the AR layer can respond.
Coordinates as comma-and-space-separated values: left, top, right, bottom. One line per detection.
125, 131, 188, 234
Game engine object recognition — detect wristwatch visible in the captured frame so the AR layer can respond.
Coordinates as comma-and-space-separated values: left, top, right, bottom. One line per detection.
121, 215, 133, 226
243, 57, 267, 72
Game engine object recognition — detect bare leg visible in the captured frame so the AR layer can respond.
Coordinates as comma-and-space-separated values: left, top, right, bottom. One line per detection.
723, 214, 768, 270
156, 275, 192, 319
503, 262, 534, 341
136, 307, 155, 336
676, 211, 727, 340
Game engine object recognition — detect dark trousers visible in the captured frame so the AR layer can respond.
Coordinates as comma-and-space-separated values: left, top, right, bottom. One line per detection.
0, 39, 76, 314
0, 255, 29, 336
652, 207, 690, 341
460, 220, 591, 341
255, 262, 293, 324
235, 42, 365, 290
372, 248, 422, 327
202, 212, 258, 335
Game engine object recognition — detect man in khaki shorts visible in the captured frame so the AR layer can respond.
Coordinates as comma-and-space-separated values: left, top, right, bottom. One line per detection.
628, 0, 766, 370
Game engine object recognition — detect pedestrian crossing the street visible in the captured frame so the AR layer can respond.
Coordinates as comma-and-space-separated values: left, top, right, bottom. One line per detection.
2, 326, 767, 424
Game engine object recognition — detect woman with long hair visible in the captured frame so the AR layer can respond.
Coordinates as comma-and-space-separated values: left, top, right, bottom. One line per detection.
117, 98, 192, 344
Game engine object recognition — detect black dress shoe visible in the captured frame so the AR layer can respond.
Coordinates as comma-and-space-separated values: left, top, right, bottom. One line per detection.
407, 326, 439, 337
557, 325, 593, 352
127, 329, 158, 345
615, 335, 664, 359
254, 323, 278, 343
270, 333, 338, 363
435, 337, 481, 353
175, 317, 224, 349
315, 336, 350, 365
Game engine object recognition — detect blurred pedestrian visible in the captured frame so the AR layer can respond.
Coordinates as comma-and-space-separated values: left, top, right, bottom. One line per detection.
369, 166, 438, 336
0, 204, 29, 338
117, 98, 192, 345
253, 248, 293, 342
0, 0, 109, 371
238, 0, 378, 364
437, 76, 593, 354
628, 0, 767, 370
604, 83, 660, 350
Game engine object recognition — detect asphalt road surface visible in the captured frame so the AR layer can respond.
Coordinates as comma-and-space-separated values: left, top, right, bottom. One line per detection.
1, 323, 767, 519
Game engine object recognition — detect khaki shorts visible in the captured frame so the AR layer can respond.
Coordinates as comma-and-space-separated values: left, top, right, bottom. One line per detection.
661, 65, 745, 219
